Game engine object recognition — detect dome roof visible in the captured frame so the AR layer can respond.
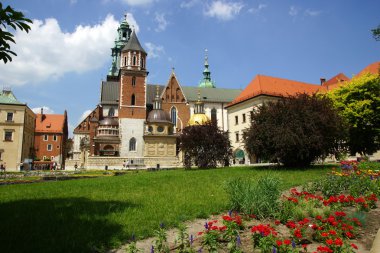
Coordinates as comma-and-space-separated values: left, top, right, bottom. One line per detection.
188, 113, 210, 126
147, 109, 172, 123
99, 117, 119, 126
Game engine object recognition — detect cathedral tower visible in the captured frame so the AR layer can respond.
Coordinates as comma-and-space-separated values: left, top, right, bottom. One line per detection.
118, 30, 148, 157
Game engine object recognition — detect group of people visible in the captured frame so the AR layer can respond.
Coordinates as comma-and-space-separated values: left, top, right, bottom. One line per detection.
122, 160, 130, 169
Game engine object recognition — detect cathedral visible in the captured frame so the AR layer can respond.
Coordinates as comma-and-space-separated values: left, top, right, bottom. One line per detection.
69, 16, 241, 169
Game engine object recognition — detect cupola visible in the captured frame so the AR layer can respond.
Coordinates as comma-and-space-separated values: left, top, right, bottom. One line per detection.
188, 91, 210, 126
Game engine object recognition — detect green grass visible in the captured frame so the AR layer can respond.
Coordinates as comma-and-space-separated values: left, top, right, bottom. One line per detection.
0, 166, 329, 253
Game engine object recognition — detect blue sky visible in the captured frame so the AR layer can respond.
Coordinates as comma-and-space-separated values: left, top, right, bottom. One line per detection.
1, 0, 379, 136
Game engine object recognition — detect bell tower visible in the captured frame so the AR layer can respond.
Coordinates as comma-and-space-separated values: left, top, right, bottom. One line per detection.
118, 30, 148, 157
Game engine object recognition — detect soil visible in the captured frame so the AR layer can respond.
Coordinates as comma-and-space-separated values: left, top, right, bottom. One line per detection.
109, 200, 380, 253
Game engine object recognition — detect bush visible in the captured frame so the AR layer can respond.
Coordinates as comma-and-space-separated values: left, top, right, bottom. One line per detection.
225, 174, 282, 219
243, 93, 347, 167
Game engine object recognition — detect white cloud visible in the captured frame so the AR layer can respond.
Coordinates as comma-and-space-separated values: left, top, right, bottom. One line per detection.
180, 0, 200, 8
70, 0, 78, 5
304, 9, 321, 17
248, 4, 267, 14
204, 1, 244, 21
144, 42, 164, 59
289, 6, 299, 17
32, 106, 55, 114
154, 12, 169, 32
0, 15, 121, 87
121, 0, 154, 6
125, 12, 140, 33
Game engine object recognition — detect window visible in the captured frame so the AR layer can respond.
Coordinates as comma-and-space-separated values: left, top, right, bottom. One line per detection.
44, 135, 48, 141
124, 57, 127, 66
6, 112, 13, 121
131, 94, 136, 105
242, 113, 246, 123
235, 132, 239, 142
108, 108, 115, 117
0, 151, 2, 161
129, 138, 136, 151
53, 135, 57, 141
157, 126, 164, 132
250, 111, 254, 120
43, 156, 46, 160
132, 76, 136, 87
4, 131, 12, 141
122, 31, 126, 39
141, 57, 144, 68
133, 56, 137, 65
235, 115, 238, 125
170, 107, 177, 126
211, 108, 217, 125
47, 144, 52, 151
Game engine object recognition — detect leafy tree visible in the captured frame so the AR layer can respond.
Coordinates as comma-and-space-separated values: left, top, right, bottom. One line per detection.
0, 3, 32, 63
243, 93, 347, 167
372, 24, 380, 41
326, 73, 380, 156
179, 122, 233, 169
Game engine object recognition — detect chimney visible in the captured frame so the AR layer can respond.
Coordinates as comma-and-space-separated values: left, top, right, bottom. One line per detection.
40, 107, 44, 122
320, 78, 326, 86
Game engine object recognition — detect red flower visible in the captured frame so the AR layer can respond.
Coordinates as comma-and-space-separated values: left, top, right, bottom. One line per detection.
334, 238, 343, 246
351, 243, 358, 249
274, 220, 281, 225
345, 231, 354, 238
197, 232, 203, 236
294, 228, 303, 238
321, 232, 329, 237
276, 240, 283, 246
284, 239, 291, 245
329, 230, 337, 235
326, 239, 333, 245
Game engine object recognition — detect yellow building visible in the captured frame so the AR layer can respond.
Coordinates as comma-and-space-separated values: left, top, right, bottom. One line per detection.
0, 89, 35, 171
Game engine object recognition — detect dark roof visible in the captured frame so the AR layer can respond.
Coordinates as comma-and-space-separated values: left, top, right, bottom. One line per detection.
147, 84, 165, 104
99, 117, 119, 126
181, 86, 242, 103
100, 81, 119, 105
122, 31, 146, 54
147, 110, 172, 123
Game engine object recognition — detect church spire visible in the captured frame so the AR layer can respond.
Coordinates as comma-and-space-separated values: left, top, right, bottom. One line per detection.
198, 49, 216, 88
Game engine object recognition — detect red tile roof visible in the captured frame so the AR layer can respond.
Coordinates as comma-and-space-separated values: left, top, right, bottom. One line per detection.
356, 61, 380, 77
322, 73, 350, 90
227, 74, 323, 107
35, 114, 66, 133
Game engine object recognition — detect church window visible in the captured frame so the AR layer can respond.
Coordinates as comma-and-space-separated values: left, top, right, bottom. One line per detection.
132, 76, 136, 87
211, 108, 217, 125
131, 94, 136, 105
129, 138, 136, 151
108, 108, 115, 117
124, 57, 127, 66
141, 57, 145, 68
171, 107, 177, 127
133, 56, 137, 66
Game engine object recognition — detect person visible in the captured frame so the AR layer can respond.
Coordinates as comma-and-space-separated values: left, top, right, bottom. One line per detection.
74, 162, 78, 171
0, 163, 4, 172
126, 159, 130, 169
122, 160, 126, 169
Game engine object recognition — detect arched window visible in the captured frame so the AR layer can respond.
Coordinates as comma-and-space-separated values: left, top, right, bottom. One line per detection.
132, 76, 136, 87
131, 94, 136, 105
171, 107, 177, 127
133, 56, 137, 65
124, 57, 127, 66
141, 57, 144, 68
211, 108, 217, 125
108, 108, 115, 117
129, 138, 136, 151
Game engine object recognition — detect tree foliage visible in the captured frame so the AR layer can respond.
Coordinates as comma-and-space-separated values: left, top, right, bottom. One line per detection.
243, 93, 347, 167
326, 73, 380, 156
372, 24, 380, 41
0, 3, 32, 63
179, 122, 233, 169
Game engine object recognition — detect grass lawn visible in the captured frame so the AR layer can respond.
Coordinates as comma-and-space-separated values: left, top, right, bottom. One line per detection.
0, 166, 331, 253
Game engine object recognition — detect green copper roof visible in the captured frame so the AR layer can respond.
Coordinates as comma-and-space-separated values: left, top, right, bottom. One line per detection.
198, 49, 216, 88
122, 30, 146, 54
182, 86, 242, 103
0, 90, 24, 105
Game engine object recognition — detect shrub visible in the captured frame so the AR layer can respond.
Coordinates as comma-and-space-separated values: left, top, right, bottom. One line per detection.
225, 175, 282, 219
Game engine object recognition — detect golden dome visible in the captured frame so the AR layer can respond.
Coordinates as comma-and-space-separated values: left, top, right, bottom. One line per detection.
188, 113, 210, 126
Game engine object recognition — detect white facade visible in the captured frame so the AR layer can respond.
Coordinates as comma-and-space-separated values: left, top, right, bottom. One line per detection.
119, 118, 145, 157
189, 102, 229, 131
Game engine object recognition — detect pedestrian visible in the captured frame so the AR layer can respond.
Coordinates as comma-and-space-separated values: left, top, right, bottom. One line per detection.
123, 160, 126, 169
0, 163, 4, 172
126, 159, 130, 169
74, 162, 78, 171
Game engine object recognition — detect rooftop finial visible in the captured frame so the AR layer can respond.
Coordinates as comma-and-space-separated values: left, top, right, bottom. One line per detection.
204, 48, 208, 66
156, 85, 160, 97
124, 12, 128, 20
172, 67, 175, 74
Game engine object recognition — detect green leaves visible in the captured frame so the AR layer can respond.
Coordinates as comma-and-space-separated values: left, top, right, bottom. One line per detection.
0, 3, 32, 63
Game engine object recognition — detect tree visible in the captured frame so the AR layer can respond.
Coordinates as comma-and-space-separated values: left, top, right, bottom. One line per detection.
372, 24, 380, 41
0, 3, 32, 63
326, 73, 380, 156
243, 93, 347, 167
179, 122, 233, 169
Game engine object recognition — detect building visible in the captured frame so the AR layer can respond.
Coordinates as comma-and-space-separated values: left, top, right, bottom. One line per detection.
0, 89, 35, 171
34, 109, 68, 168
68, 16, 240, 169
226, 61, 380, 164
